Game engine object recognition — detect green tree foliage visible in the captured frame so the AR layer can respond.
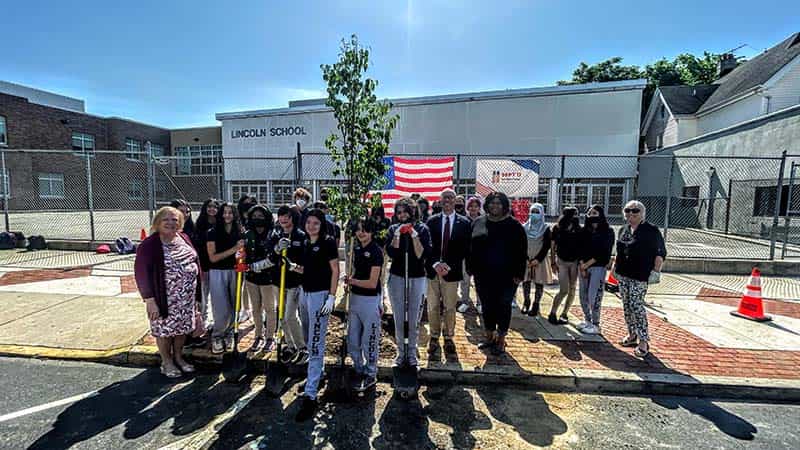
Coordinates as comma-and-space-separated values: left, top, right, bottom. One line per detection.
557, 57, 644, 85
321, 34, 399, 233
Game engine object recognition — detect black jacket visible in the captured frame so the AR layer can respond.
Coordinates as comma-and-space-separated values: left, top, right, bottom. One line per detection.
580, 227, 615, 268
244, 228, 273, 285
425, 212, 471, 282
615, 221, 667, 282
469, 215, 528, 284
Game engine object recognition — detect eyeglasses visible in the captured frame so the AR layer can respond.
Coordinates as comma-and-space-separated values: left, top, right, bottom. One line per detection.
624, 208, 641, 214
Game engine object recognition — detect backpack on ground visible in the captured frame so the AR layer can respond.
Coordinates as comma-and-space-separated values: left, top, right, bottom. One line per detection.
26, 235, 47, 251
12, 232, 26, 248
0, 232, 16, 250
115, 237, 136, 255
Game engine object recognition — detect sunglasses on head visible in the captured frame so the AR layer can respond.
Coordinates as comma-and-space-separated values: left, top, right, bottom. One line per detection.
624, 208, 641, 214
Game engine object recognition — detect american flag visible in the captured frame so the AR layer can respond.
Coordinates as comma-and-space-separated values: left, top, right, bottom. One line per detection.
372, 156, 455, 217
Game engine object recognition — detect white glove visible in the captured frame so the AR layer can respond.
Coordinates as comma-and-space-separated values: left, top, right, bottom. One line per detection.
288, 262, 301, 273
320, 294, 335, 315
411, 228, 419, 239
275, 237, 291, 253
648, 271, 661, 284
394, 227, 402, 238
250, 258, 274, 273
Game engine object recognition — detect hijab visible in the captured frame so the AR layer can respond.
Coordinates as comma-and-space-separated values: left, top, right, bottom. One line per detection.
524, 203, 547, 239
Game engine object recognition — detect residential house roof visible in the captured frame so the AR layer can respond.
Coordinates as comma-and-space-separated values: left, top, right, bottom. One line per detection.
659, 85, 718, 115
697, 32, 800, 114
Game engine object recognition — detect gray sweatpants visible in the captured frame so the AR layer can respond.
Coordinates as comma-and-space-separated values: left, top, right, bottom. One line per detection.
209, 269, 236, 339
579, 266, 606, 326
281, 287, 305, 351
388, 275, 426, 366
348, 293, 382, 378
199, 271, 213, 328
299, 290, 330, 400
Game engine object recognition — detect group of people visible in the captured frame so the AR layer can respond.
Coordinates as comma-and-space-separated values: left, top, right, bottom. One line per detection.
134, 186, 666, 421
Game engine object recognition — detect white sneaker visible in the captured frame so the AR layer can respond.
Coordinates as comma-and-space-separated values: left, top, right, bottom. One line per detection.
576, 322, 589, 332
238, 310, 251, 323
211, 338, 224, 354
476, 304, 482, 314
457, 303, 470, 313
584, 324, 601, 335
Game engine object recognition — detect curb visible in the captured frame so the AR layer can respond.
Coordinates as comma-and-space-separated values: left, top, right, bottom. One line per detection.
2, 344, 799, 402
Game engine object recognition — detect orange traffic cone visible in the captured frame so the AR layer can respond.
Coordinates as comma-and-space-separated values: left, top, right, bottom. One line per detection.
731, 268, 772, 322
140, 228, 147, 241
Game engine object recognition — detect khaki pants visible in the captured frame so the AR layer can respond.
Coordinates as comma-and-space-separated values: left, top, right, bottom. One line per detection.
427, 277, 459, 339
245, 281, 276, 339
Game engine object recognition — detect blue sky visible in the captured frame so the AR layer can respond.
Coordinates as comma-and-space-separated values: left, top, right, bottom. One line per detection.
3, 0, 798, 128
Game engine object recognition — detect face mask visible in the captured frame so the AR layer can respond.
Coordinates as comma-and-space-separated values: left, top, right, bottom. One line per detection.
529, 212, 542, 223
296, 199, 307, 209
251, 218, 268, 228
325, 214, 334, 223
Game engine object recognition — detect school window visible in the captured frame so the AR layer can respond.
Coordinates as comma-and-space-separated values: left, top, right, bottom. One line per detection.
231, 183, 268, 206
128, 180, 144, 200
173, 145, 222, 175
680, 186, 700, 208
150, 143, 165, 157
0, 168, 9, 199
271, 181, 295, 209
71, 132, 94, 155
38, 173, 65, 199
753, 185, 800, 217
454, 179, 475, 199
0, 115, 7, 145
125, 138, 142, 160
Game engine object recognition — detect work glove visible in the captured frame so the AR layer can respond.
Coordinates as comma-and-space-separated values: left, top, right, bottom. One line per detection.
249, 258, 274, 273
320, 294, 335, 315
394, 227, 403, 238
411, 228, 418, 239
648, 271, 661, 284
274, 237, 291, 253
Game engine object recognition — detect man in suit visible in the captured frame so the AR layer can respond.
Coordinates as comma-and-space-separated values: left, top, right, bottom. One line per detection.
425, 188, 471, 356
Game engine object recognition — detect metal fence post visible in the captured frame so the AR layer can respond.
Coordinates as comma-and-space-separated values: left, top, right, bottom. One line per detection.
295, 142, 302, 190
724, 178, 732, 235
147, 142, 155, 221
663, 154, 675, 242
455, 153, 461, 191
557, 155, 566, 212
769, 150, 787, 260
85, 153, 95, 241
1, 148, 8, 232
781, 161, 797, 259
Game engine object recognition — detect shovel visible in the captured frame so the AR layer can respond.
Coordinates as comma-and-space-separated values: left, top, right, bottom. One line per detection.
266, 248, 291, 396
326, 238, 354, 400
394, 231, 419, 399
223, 248, 250, 383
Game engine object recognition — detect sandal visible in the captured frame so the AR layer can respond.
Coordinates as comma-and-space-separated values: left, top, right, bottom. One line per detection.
619, 337, 638, 347
160, 364, 182, 379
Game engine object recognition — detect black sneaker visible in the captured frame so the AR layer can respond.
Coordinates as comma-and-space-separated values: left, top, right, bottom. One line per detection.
292, 349, 310, 365
280, 347, 297, 364
295, 396, 317, 422
548, 313, 567, 325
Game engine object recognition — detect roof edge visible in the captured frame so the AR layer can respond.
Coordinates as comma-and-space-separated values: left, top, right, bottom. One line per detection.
216, 79, 648, 121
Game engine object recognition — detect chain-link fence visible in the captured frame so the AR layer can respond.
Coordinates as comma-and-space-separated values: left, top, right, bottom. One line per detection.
2, 147, 798, 261
0, 148, 222, 242
639, 152, 800, 260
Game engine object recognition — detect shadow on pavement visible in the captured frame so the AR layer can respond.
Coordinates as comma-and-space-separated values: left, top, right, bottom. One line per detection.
27, 368, 245, 450
651, 396, 757, 440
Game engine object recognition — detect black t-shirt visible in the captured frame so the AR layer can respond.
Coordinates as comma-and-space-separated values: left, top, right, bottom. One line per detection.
207, 225, 241, 270
301, 236, 338, 293
350, 240, 383, 296
615, 221, 667, 282
385, 222, 432, 278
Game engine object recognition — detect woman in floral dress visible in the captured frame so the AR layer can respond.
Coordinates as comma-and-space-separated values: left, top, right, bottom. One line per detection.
135, 206, 200, 378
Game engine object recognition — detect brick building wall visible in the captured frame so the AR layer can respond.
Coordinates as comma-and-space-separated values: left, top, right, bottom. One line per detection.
0, 92, 171, 211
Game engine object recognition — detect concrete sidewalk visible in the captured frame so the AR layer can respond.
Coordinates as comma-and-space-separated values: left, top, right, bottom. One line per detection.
1, 265, 799, 401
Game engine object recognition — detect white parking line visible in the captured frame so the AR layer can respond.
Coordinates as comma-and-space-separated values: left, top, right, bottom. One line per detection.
159, 381, 264, 450
0, 390, 98, 423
